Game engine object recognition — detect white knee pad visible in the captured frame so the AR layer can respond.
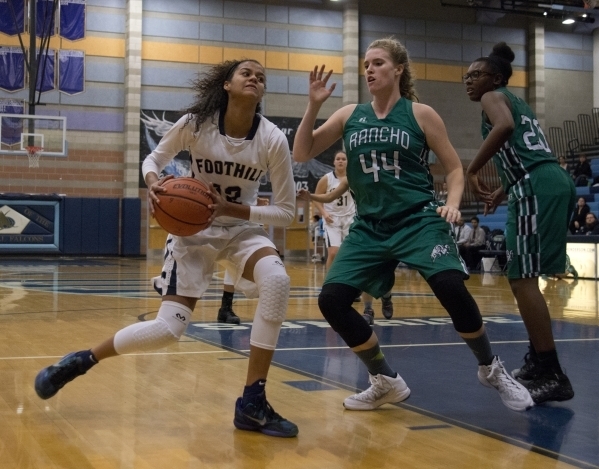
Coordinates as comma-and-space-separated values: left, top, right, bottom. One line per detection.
250, 255, 290, 350
114, 301, 192, 355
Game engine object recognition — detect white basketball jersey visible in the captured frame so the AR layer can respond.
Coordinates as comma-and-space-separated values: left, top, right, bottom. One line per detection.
323, 172, 355, 219
143, 112, 295, 227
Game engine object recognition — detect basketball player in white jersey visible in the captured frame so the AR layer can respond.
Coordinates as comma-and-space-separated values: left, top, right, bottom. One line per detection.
35, 59, 299, 438
313, 151, 354, 269
305, 154, 393, 323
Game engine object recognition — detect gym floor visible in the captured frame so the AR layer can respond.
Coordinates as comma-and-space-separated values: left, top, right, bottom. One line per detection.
0, 255, 596, 468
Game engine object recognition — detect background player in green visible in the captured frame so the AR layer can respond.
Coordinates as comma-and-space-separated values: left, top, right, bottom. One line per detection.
294, 37, 532, 412
464, 42, 575, 404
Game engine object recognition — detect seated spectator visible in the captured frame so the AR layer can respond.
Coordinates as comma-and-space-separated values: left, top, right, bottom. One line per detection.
458, 216, 487, 271
569, 197, 590, 234
452, 217, 472, 246
558, 156, 569, 173
310, 214, 324, 240
572, 154, 592, 187
577, 212, 599, 235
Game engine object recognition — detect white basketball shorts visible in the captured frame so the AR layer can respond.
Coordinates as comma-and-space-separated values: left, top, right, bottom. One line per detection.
153, 222, 277, 300
323, 214, 354, 248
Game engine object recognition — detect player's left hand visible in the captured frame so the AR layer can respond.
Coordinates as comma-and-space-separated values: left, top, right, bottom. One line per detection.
436, 204, 461, 224
297, 189, 311, 201
467, 172, 493, 204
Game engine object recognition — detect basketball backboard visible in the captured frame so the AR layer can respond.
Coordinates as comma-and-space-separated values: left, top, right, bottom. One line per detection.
0, 114, 67, 157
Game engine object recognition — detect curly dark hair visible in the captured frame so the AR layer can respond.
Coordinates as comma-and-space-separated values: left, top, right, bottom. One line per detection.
474, 42, 514, 87
183, 59, 264, 132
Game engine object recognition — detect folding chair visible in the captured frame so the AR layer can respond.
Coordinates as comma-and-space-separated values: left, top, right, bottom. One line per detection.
478, 233, 507, 272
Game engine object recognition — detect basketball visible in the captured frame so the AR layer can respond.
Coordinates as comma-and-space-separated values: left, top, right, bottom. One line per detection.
153, 177, 214, 236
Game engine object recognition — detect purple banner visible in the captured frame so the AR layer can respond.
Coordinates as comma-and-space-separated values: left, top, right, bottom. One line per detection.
58, 50, 84, 95
0, 47, 25, 92
36, 49, 55, 93
0, 0, 25, 36
36, 0, 56, 38
60, 0, 85, 41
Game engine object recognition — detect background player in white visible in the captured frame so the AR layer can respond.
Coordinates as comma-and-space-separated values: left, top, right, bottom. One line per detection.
312, 151, 355, 271
300, 173, 393, 324
34, 59, 299, 438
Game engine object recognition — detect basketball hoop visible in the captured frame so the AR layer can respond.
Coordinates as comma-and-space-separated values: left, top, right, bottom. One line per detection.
26, 146, 43, 168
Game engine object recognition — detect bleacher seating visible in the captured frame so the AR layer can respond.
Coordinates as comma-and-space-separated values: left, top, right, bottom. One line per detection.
492, 205, 508, 215
475, 204, 508, 232
479, 221, 507, 232
576, 186, 590, 197
587, 201, 599, 216
475, 199, 599, 232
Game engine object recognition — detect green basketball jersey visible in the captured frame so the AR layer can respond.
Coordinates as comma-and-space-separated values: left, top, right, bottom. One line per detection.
481, 87, 556, 192
343, 98, 437, 221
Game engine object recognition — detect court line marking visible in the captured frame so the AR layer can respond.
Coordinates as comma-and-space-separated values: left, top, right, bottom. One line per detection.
0, 350, 232, 360
8, 337, 597, 361
245, 337, 599, 352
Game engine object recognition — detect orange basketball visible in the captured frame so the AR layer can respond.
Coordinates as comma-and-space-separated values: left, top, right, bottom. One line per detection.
153, 177, 214, 236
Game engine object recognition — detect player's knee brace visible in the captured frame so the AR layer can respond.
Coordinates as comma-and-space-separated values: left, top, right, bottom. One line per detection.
113, 301, 191, 354
318, 283, 372, 348
249, 255, 290, 350
426, 270, 483, 333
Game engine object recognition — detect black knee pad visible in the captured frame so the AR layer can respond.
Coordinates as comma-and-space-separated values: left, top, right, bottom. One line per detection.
426, 270, 483, 333
318, 283, 373, 348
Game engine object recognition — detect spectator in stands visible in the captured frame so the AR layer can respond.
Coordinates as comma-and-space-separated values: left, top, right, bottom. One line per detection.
437, 181, 448, 204
571, 154, 592, 187
464, 41, 575, 405
577, 212, 599, 235
453, 217, 472, 247
569, 197, 590, 234
558, 156, 569, 173
458, 216, 487, 271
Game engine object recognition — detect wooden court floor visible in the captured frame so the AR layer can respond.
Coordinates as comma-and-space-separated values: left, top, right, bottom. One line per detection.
0, 255, 597, 469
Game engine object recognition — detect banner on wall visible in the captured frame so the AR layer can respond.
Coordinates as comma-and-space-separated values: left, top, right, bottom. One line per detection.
138, 110, 341, 191
60, 0, 85, 41
35, 48, 56, 93
36, 0, 57, 38
0, 98, 25, 147
0, 47, 25, 92
58, 50, 84, 94
0, 0, 25, 36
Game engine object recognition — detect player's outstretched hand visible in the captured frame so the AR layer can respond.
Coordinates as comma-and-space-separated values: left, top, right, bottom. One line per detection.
309, 65, 336, 105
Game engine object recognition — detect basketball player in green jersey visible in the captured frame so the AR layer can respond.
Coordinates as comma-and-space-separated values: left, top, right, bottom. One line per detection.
294, 38, 533, 412
464, 42, 575, 404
